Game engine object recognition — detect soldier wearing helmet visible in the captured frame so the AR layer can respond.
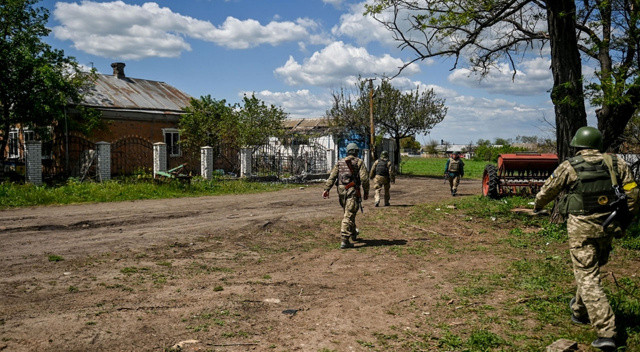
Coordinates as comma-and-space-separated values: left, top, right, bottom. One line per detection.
444, 151, 465, 196
369, 150, 395, 207
323, 143, 370, 249
534, 126, 639, 350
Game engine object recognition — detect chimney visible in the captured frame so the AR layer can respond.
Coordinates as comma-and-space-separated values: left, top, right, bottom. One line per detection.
111, 62, 126, 78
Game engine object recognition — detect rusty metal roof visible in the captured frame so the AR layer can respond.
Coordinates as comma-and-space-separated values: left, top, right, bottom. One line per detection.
284, 117, 330, 134
81, 73, 192, 113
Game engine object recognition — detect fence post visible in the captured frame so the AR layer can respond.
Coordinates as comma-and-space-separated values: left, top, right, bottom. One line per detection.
95, 142, 111, 181
326, 148, 335, 173
240, 147, 252, 177
25, 140, 42, 186
201, 146, 214, 179
153, 142, 167, 178
362, 149, 370, 169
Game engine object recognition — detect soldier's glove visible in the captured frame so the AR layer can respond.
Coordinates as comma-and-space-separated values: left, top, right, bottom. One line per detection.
322, 190, 330, 199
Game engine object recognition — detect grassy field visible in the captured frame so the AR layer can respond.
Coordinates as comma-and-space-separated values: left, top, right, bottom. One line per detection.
0, 177, 294, 209
354, 195, 640, 351
400, 157, 489, 179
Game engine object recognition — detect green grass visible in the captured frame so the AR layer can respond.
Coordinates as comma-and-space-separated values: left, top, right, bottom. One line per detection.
0, 177, 294, 209
399, 157, 489, 179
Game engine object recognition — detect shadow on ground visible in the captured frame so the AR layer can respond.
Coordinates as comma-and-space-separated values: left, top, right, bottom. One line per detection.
356, 239, 407, 248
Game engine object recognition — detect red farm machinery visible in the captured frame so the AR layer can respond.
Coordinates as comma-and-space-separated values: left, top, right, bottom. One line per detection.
482, 153, 559, 198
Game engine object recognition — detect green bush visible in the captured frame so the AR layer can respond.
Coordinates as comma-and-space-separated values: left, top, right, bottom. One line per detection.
473, 145, 529, 162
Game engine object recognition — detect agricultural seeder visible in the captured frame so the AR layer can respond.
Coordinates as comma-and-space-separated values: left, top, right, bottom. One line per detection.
482, 153, 558, 198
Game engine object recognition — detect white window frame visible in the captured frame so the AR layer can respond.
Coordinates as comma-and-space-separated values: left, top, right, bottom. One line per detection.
163, 128, 181, 157
23, 130, 35, 142
8, 129, 19, 159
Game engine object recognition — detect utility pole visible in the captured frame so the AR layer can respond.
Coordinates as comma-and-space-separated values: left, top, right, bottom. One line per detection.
368, 79, 375, 162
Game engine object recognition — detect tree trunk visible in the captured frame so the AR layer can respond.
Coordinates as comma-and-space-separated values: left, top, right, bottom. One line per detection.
546, 0, 588, 161
394, 135, 401, 171
597, 85, 640, 152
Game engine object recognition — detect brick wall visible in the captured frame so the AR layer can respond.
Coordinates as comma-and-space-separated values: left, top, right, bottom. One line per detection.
91, 119, 176, 143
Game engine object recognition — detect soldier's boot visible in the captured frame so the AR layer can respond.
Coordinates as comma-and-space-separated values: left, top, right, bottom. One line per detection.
350, 228, 360, 242
375, 200, 380, 207
340, 238, 354, 249
384, 201, 390, 206
591, 338, 616, 350
452, 189, 457, 196
569, 297, 590, 325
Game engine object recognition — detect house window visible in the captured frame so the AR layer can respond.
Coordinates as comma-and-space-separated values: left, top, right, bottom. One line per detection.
163, 129, 181, 157
8, 129, 19, 159
24, 130, 34, 142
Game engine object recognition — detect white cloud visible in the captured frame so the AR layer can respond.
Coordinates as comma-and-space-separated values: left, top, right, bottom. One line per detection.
447, 57, 552, 96
322, 0, 344, 8
332, 1, 397, 47
245, 89, 332, 118
428, 94, 553, 144
53, 1, 319, 59
274, 41, 420, 87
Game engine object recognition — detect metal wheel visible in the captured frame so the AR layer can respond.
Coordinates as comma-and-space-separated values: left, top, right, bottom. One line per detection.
482, 164, 499, 198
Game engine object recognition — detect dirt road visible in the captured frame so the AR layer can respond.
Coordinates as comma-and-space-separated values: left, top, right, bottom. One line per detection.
1, 177, 482, 351
0, 177, 479, 265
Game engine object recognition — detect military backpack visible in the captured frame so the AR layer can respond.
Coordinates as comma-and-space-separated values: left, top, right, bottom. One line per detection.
375, 159, 390, 177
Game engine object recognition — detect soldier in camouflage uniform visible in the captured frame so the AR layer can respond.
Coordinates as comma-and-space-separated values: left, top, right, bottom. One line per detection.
369, 151, 395, 207
445, 151, 465, 196
534, 127, 639, 351
322, 143, 370, 249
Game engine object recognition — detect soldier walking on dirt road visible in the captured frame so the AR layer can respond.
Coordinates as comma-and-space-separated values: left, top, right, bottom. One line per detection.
445, 151, 464, 196
322, 143, 370, 249
534, 127, 639, 351
369, 151, 395, 207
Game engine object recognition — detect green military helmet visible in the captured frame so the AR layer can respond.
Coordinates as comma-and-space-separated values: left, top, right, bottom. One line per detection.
570, 126, 603, 150
346, 143, 359, 155
380, 151, 389, 158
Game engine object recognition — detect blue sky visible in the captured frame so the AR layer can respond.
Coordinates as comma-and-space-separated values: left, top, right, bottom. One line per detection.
38, 0, 587, 146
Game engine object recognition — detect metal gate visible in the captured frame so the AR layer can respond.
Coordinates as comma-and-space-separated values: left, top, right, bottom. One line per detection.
251, 142, 329, 178
44, 134, 96, 179
111, 136, 153, 176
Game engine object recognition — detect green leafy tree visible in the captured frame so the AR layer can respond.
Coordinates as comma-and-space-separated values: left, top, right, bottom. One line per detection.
236, 94, 287, 147
400, 136, 422, 151
374, 80, 446, 164
180, 94, 286, 167
327, 79, 446, 165
179, 96, 236, 163
326, 82, 372, 147
0, 0, 94, 161
366, 0, 640, 159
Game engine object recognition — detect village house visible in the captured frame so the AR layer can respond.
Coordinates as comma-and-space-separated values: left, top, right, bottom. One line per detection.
4, 62, 193, 178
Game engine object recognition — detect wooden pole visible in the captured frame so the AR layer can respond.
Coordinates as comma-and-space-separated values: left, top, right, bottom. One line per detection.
368, 79, 375, 162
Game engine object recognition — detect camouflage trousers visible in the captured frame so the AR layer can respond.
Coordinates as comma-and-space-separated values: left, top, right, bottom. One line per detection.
373, 175, 390, 205
448, 174, 460, 192
338, 188, 359, 240
569, 235, 616, 338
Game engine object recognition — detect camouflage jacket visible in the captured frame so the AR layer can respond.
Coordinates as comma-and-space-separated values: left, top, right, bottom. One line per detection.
324, 155, 370, 196
535, 149, 638, 241
369, 158, 396, 182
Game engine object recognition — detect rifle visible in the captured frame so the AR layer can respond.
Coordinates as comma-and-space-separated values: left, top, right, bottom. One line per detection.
345, 159, 364, 213
601, 154, 632, 232
443, 173, 450, 184
602, 185, 632, 231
